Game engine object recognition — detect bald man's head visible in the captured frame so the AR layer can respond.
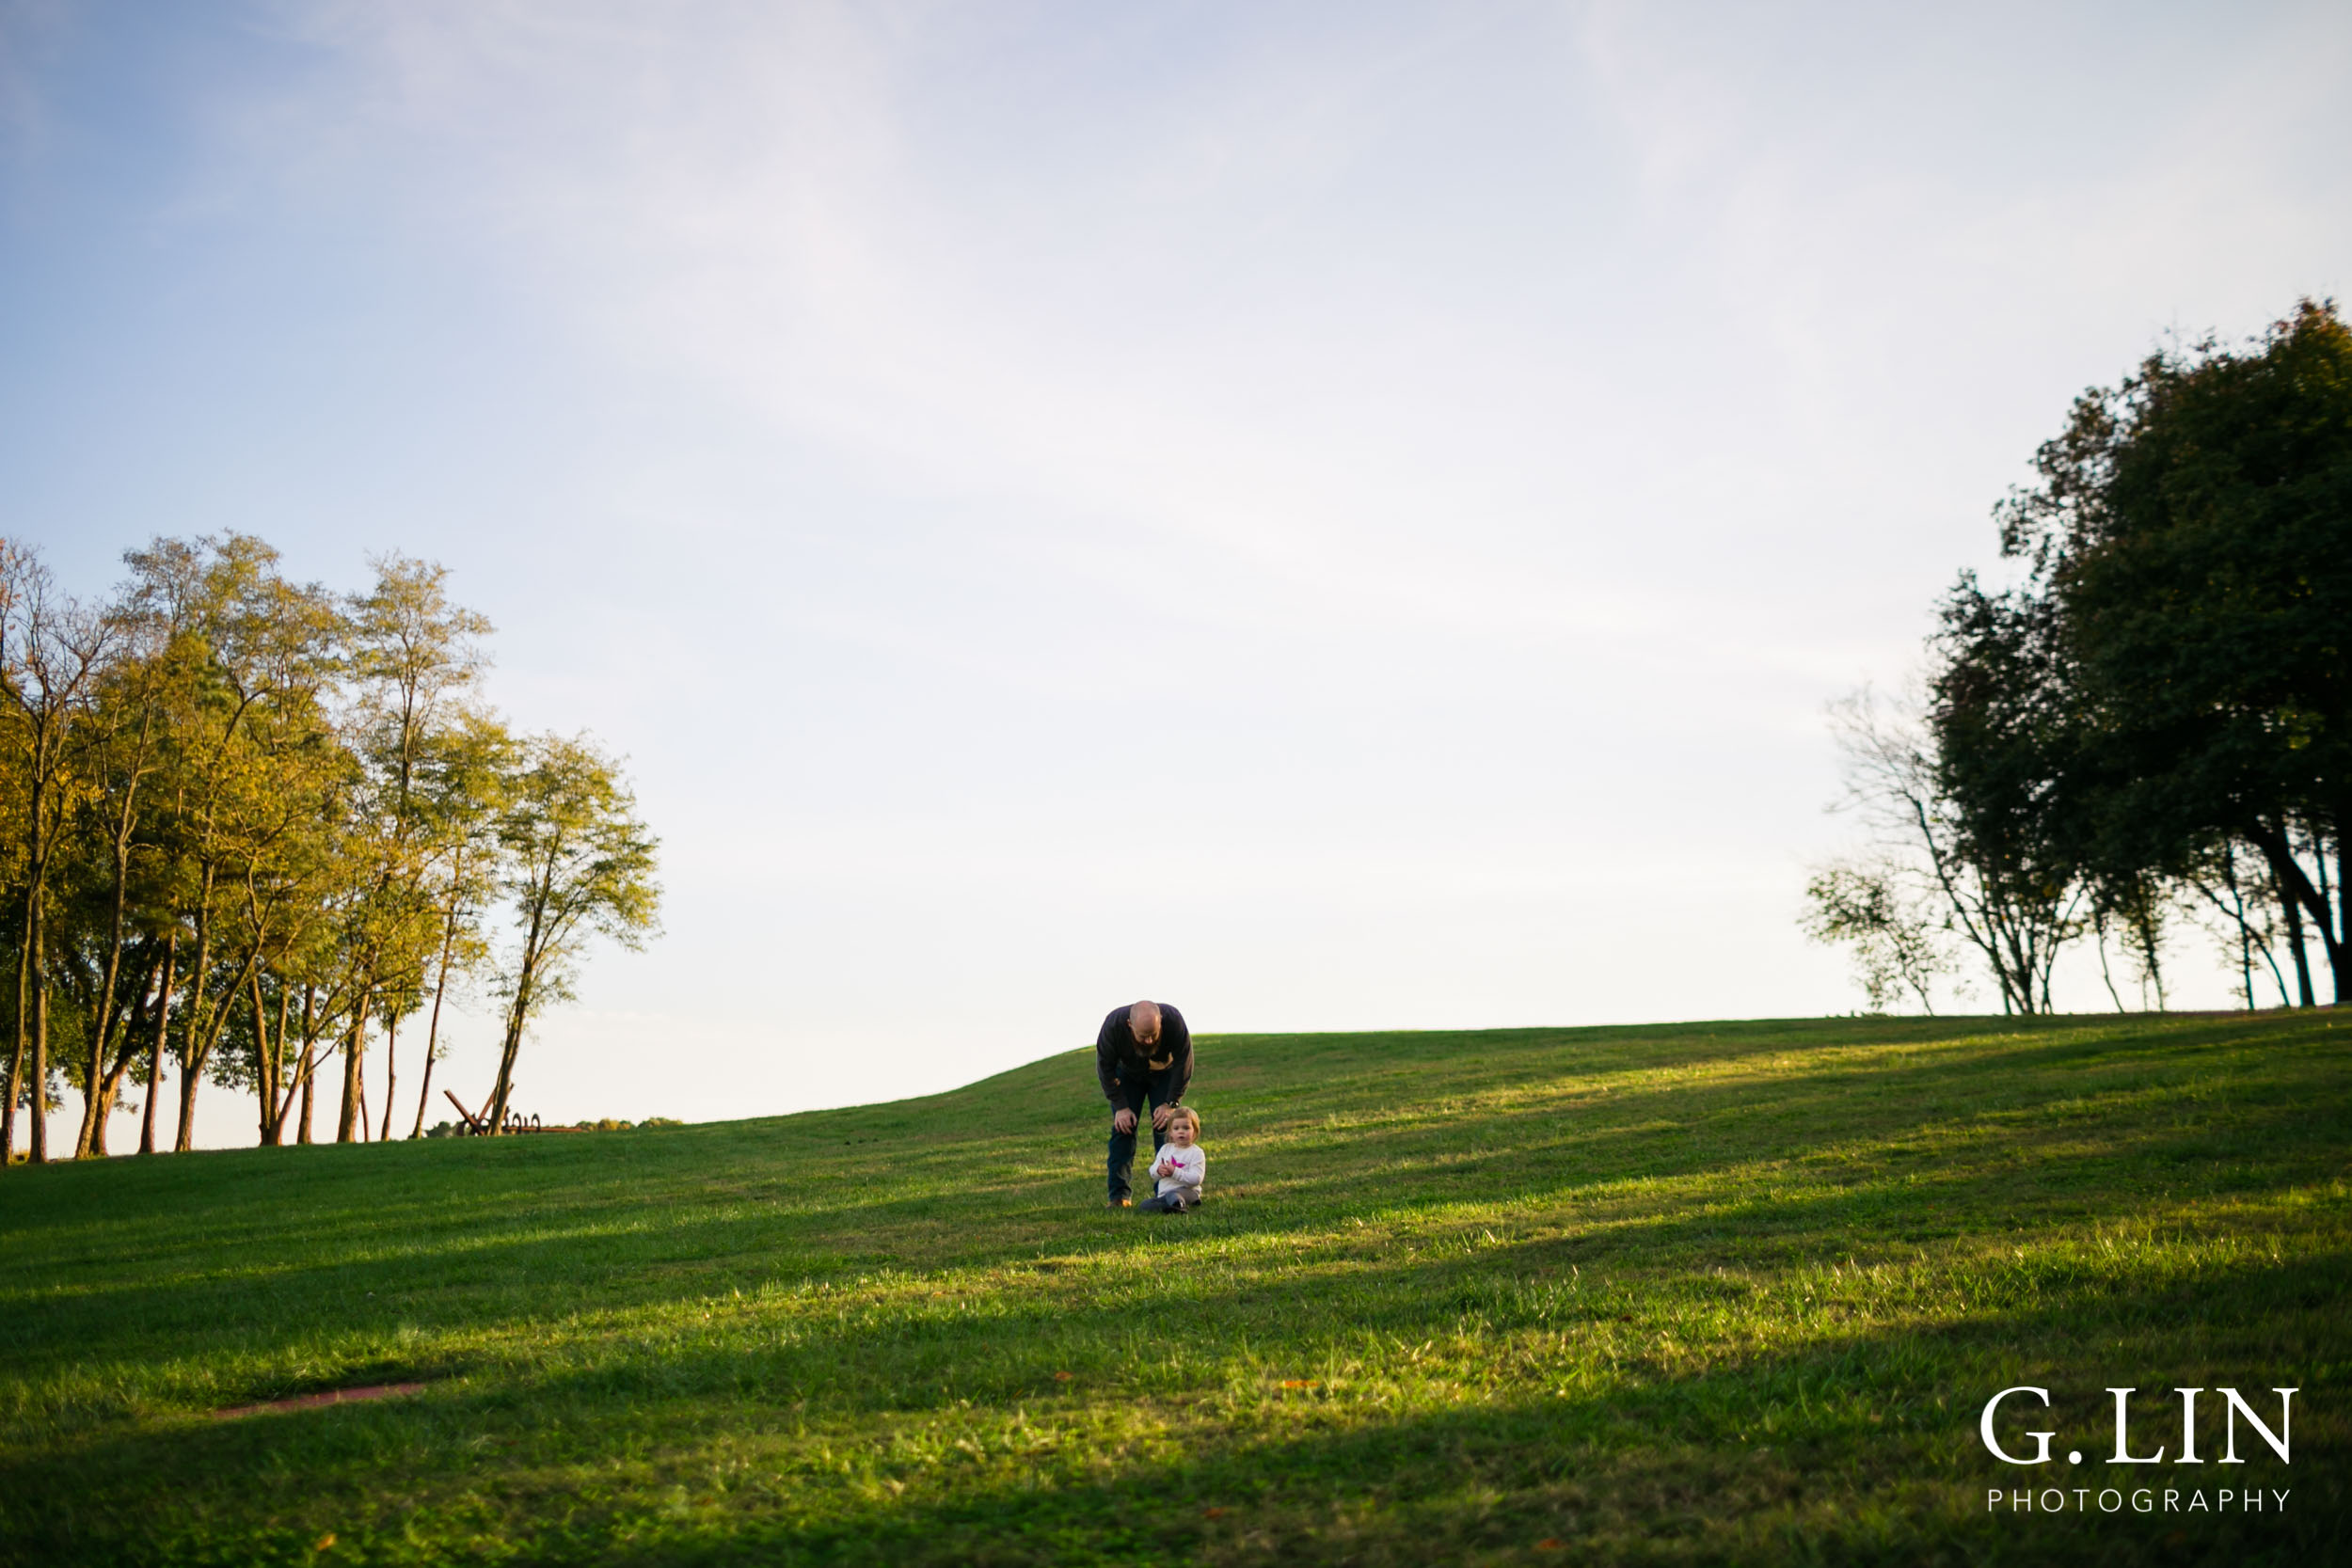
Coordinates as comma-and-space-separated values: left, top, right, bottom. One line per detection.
1129, 1001, 1162, 1044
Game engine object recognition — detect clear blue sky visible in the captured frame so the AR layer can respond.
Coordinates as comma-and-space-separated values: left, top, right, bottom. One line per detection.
5, 2, 2347, 1144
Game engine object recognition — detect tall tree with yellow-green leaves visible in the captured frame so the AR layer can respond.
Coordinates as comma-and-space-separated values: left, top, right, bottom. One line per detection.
403, 709, 512, 1139
343, 556, 494, 1142
118, 536, 346, 1153
2, 534, 658, 1160
56, 596, 175, 1158
0, 543, 118, 1164
484, 734, 660, 1135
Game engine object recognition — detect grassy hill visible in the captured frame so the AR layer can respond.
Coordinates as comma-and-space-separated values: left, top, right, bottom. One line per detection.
0, 1013, 2344, 1565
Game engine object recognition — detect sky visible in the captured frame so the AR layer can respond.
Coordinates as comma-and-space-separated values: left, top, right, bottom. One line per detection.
4, 1, 2347, 1149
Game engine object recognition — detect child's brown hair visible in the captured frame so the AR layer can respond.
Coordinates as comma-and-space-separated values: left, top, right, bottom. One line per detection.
1167, 1106, 1200, 1135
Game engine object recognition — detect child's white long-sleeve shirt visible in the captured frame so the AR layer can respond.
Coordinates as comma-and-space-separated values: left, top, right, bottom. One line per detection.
1152, 1144, 1205, 1197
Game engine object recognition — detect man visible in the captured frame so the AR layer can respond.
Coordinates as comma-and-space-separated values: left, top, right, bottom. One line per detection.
1095, 999, 1193, 1209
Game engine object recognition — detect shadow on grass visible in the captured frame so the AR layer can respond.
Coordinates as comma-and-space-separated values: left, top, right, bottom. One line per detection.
1, 1015, 2342, 1399
0, 1238, 2338, 1567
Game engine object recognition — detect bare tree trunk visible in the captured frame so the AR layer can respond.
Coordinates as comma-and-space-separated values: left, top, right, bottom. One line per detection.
91, 1011, 149, 1157
264, 985, 295, 1142
2253, 820, 2335, 1006
2093, 911, 2124, 1011
486, 974, 532, 1135
74, 822, 141, 1162
380, 1011, 398, 1143
2136, 913, 2167, 1011
172, 1013, 203, 1153
172, 1044, 202, 1149
2328, 815, 2348, 1006
411, 1027, 443, 1139
2229, 849, 2256, 1007
11, 752, 54, 1165
410, 1047, 439, 1139
336, 989, 371, 1144
2292, 819, 2344, 1004
172, 942, 260, 1155
3, 947, 24, 1165
296, 985, 317, 1144
2282, 889, 2317, 1008
139, 938, 174, 1155
485, 894, 548, 1136
2196, 859, 2291, 1008
253, 968, 278, 1147
88, 953, 161, 1159
173, 901, 215, 1154
409, 917, 457, 1139
75, 972, 115, 1159
2340, 834, 2350, 1006
28, 884, 49, 1164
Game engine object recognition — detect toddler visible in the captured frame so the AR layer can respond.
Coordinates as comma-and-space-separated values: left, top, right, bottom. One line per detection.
1136, 1106, 1205, 1212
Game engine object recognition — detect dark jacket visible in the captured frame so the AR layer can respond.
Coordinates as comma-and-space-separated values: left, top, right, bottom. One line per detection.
1094, 1003, 1193, 1105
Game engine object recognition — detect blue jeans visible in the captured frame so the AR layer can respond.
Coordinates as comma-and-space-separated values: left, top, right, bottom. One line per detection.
1105, 1062, 1184, 1202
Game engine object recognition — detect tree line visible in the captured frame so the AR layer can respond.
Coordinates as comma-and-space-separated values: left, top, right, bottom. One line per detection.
0, 534, 660, 1164
1806, 299, 2348, 1014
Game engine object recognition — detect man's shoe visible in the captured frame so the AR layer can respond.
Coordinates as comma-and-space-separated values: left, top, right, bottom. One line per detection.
1107, 1197, 1132, 1209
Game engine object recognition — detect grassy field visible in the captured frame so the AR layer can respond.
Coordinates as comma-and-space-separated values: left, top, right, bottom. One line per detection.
0, 1012, 2344, 1565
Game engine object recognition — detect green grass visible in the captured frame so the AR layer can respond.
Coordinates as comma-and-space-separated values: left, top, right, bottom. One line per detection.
1, 1013, 2344, 1565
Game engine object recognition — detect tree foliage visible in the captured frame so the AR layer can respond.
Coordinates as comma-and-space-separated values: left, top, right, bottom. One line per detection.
485, 733, 660, 1135
1799, 858, 1952, 1014
0, 535, 660, 1163
1812, 689, 2074, 1014
1808, 299, 2350, 1011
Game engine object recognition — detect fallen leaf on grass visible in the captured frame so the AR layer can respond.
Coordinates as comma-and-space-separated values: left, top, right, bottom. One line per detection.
1202, 1507, 1228, 1519
313, 1534, 337, 1552
1536, 1541, 1565, 1552
1278, 1379, 1320, 1389
1053, 1370, 1074, 1382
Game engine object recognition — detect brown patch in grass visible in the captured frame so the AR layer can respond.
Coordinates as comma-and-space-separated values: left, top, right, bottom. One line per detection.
214, 1383, 428, 1420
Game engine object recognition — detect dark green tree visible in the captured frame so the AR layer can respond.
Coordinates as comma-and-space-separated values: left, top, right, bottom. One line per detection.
1813, 687, 2081, 1015
1995, 299, 2352, 1004
1924, 578, 2091, 1013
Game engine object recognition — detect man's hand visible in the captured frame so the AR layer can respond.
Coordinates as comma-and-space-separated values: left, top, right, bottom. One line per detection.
1112, 1107, 1137, 1134
1151, 1103, 1176, 1132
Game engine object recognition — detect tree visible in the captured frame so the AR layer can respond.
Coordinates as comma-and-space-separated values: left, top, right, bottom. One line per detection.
119, 535, 344, 1152
0, 542, 117, 1164
483, 734, 660, 1134
1816, 689, 2082, 1014
0, 533, 658, 1161
1922, 579, 2097, 1011
2177, 843, 2296, 1008
403, 710, 510, 1138
343, 556, 493, 1142
1800, 858, 1952, 1013
56, 592, 177, 1157
1994, 298, 2352, 1003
